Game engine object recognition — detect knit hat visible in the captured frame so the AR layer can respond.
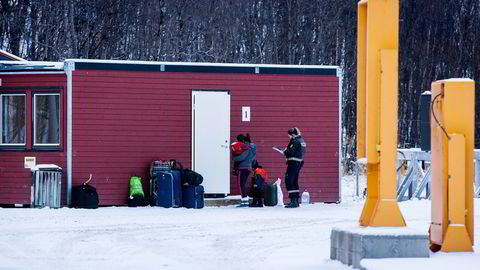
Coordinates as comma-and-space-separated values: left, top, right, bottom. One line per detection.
288, 127, 301, 137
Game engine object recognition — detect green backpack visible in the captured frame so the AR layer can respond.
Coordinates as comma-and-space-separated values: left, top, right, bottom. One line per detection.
129, 176, 145, 197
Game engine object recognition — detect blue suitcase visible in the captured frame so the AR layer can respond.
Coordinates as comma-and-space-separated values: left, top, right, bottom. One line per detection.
182, 185, 204, 209
154, 170, 182, 208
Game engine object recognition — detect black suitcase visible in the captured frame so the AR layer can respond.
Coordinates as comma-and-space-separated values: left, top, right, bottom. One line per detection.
182, 185, 204, 209
72, 183, 99, 209
264, 183, 278, 206
153, 170, 182, 208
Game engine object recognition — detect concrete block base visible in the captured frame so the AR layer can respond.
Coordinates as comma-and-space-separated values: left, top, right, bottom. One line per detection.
330, 226, 429, 269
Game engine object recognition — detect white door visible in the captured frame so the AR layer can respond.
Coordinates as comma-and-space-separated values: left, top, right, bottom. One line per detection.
192, 91, 230, 195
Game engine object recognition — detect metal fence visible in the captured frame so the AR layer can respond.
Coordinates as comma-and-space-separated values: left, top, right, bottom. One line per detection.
354, 148, 480, 200
395, 149, 431, 201
31, 167, 62, 208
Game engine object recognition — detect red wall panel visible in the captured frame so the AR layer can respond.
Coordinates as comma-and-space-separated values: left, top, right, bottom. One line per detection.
72, 71, 339, 205
0, 69, 339, 206
0, 74, 67, 204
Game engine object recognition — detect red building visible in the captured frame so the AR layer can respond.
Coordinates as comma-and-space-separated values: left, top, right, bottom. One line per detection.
0, 60, 341, 206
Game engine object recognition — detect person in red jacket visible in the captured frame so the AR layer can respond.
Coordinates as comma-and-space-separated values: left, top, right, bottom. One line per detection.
231, 134, 249, 176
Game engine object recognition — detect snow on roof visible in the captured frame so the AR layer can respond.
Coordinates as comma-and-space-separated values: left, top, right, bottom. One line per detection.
1, 59, 338, 74
0, 61, 64, 71
66, 58, 339, 70
442, 78, 474, 82
30, 164, 62, 172
0, 50, 27, 61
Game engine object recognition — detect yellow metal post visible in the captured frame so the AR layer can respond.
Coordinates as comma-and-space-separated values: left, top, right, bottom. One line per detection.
430, 80, 474, 252
357, 0, 405, 227
356, 0, 366, 159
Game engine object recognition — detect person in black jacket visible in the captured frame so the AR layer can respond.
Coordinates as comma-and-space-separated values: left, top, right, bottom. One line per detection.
283, 127, 306, 208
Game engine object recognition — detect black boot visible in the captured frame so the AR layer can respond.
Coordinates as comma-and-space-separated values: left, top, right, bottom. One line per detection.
257, 198, 264, 207
285, 196, 299, 208
249, 198, 258, 207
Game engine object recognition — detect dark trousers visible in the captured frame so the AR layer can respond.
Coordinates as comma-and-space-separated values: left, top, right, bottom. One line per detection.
238, 169, 251, 198
285, 161, 303, 199
250, 175, 265, 199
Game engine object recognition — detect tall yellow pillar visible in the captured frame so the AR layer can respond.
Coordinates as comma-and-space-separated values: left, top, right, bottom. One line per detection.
357, 0, 405, 227
430, 79, 474, 252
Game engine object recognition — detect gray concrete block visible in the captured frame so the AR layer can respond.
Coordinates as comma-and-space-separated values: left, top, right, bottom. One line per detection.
330, 229, 338, 260
330, 227, 429, 269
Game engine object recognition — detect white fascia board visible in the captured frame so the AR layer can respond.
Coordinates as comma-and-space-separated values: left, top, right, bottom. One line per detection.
0, 61, 64, 70
0, 50, 27, 61
337, 67, 343, 203
65, 58, 339, 70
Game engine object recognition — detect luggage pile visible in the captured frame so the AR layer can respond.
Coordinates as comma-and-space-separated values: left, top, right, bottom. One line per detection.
149, 160, 204, 209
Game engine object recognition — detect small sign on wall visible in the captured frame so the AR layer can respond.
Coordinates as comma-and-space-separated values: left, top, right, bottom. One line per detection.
24, 157, 36, 169
242, 106, 250, 122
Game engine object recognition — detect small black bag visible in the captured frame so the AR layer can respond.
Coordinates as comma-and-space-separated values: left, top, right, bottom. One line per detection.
128, 194, 146, 207
181, 169, 203, 186
72, 183, 99, 209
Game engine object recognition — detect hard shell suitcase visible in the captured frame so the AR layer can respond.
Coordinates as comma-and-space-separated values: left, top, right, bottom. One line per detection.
154, 170, 182, 208
182, 185, 204, 209
264, 183, 278, 206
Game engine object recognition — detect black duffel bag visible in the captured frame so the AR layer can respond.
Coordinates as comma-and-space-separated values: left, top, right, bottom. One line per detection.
128, 194, 146, 207
181, 169, 203, 186
72, 183, 99, 209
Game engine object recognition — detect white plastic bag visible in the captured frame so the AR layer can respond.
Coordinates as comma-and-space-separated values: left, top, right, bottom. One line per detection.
274, 178, 284, 206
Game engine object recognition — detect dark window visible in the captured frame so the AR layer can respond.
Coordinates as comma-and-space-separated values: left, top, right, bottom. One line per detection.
1, 94, 26, 145
34, 94, 60, 145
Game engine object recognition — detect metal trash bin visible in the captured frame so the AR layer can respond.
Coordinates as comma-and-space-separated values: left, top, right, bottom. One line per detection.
31, 164, 62, 208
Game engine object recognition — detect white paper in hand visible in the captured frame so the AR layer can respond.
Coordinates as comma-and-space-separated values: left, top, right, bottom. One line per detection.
272, 146, 285, 154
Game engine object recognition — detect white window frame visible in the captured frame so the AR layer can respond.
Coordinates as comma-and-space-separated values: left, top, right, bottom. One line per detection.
33, 93, 60, 146
0, 93, 26, 146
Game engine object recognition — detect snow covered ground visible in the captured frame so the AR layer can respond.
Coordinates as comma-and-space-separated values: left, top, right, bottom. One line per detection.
0, 176, 478, 270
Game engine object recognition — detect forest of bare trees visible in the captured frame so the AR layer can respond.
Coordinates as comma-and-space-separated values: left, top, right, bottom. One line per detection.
1, 0, 479, 171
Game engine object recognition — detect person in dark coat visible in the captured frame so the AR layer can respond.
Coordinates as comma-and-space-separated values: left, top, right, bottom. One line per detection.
232, 133, 256, 207
283, 127, 306, 208
249, 160, 267, 207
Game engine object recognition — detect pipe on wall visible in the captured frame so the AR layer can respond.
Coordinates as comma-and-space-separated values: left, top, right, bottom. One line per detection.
64, 61, 74, 206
